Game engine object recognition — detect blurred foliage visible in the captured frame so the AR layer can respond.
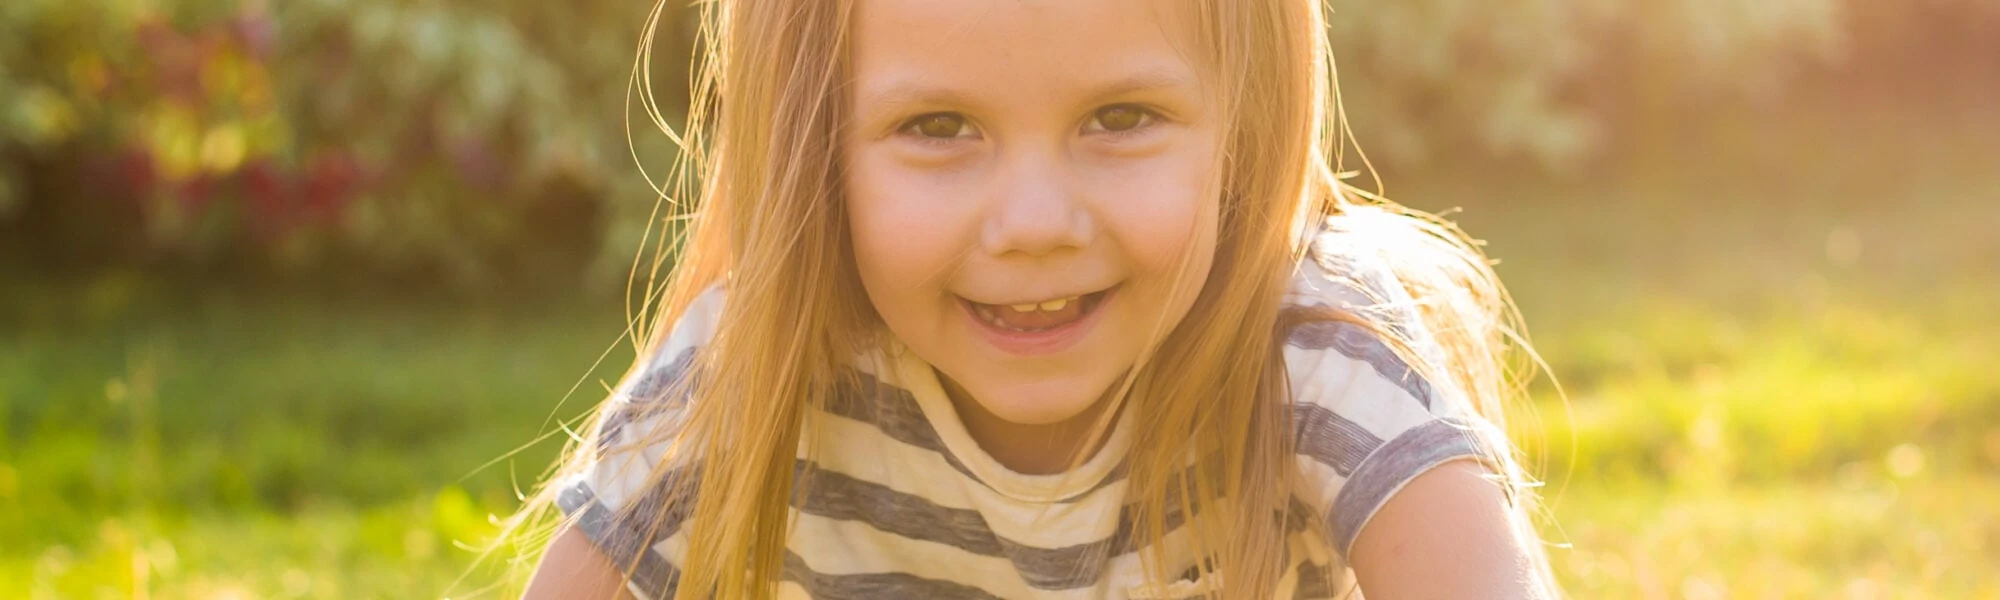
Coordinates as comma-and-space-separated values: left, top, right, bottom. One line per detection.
4, 0, 1997, 289
0, 0, 696, 288
1327, 0, 2000, 168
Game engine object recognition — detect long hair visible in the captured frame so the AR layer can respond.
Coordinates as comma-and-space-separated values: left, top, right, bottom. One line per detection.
501, 0, 1558, 597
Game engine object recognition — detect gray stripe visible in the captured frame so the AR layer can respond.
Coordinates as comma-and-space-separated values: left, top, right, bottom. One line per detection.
623, 468, 697, 542
1290, 403, 1386, 477
1284, 497, 1317, 533
794, 466, 1004, 555
599, 347, 697, 455
827, 371, 1122, 503
823, 371, 949, 452
560, 486, 1008, 600
603, 352, 984, 491
792, 461, 1328, 591
780, 551, 1008, 600
1301, 248, 1423, 340
1285, 319, 1436, 410
566, 467, 1329, 597
627, 346, 699, 400
557, 482, 683, 598
562, 477, 1010, 599
794, 463, 1142, 590
1327, 418, 1493, 556
1103, 507, 1324, 600
824, 371, 989, 484
1292, 559, 1341, 599
559, 479, 1009, 599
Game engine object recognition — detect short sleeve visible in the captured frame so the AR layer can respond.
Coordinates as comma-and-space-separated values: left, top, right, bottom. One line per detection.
552, 286, 726, 598
1283, 251, 1510, 560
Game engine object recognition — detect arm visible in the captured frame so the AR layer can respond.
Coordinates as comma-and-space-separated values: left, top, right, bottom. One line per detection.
522, 525, 639, 600
1349, 460, 1551, 600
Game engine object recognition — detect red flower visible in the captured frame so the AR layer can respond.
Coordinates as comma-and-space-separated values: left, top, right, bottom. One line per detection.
114, 147, 159, 202
303, 151, 362, 223
239, 158, 298, 239
176, 174, 219, 215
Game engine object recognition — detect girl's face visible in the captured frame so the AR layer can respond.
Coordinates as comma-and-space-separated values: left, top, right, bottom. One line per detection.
844, 0, 1222, 432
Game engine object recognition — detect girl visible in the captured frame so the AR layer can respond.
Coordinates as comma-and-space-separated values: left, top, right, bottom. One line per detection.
518, 0, 1559, 598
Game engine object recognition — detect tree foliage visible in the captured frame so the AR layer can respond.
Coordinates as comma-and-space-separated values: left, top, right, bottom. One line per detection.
1326, 0, 1856, 168
1, 0, 1989, 287
0, 0, 688, 287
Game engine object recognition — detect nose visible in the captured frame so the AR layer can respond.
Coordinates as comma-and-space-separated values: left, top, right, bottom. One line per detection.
979, 151, 1093, 257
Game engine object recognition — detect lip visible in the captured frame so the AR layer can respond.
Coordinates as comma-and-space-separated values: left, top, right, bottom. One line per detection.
959, 285, 1118, 356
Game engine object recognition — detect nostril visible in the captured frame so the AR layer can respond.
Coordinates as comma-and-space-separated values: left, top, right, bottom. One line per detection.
980, 179, 1092, 256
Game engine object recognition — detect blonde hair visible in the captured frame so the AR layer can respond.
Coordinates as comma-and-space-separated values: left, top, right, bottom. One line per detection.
501, 0, 1558, 598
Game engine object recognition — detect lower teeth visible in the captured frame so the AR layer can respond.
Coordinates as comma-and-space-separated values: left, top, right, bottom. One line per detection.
983, 308, 1041, 332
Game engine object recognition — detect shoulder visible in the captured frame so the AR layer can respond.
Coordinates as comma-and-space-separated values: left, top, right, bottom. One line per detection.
1280, 244, 1508, 558
615, 284, 729, 407
598, 283, 727, 443
547, 285, 727, 598
578, 284, 726, 507
1279, 243, 1443, 418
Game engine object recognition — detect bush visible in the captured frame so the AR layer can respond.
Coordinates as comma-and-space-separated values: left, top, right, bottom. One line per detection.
0, 0, 695, 290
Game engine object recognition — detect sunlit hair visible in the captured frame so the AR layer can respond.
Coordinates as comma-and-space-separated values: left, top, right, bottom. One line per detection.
500, 0, 1559, 598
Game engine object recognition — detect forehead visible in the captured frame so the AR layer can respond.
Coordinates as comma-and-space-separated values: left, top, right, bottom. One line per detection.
848, 0, 1208, 105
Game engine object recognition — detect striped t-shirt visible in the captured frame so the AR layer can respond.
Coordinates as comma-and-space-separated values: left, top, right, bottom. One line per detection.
556, 248, 1508, 599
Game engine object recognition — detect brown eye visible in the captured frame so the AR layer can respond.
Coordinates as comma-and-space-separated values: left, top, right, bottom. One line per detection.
910, 113, 970, 139
1092, 105, 1150, 132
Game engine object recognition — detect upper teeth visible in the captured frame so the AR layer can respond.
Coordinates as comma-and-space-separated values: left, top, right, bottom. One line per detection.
1009, 297, 1073, 312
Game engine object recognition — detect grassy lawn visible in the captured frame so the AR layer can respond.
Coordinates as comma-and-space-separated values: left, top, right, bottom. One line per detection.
7, 114, 1998, 597
1, 296, 635, 598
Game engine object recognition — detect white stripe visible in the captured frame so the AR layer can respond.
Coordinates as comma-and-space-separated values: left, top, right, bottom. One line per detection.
1291, 457, 1350, 518
587, 431, 674, 511
786, 511, 1037, 598
663, 285, 728, 351
1288, 349, 1439, 441
785, 509, 1228, 600
806, 408, 1131, 551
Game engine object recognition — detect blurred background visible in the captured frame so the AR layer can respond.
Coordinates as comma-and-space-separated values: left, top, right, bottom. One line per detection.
2, 0, 1996, 597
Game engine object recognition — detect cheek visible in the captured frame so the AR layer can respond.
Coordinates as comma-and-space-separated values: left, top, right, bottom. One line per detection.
1086, 147, 1221, 278
844, 153, 974, 304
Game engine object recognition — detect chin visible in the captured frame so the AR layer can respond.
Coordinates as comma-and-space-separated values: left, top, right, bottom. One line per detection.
962, 375, 1114, 426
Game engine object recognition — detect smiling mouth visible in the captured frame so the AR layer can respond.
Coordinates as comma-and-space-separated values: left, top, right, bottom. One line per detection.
962, 288, 1113, 332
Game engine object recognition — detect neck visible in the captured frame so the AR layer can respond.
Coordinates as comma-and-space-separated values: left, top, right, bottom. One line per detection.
937, 373, 1123, 475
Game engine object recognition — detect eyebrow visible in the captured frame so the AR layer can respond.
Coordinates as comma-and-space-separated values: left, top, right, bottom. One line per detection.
1085, 69, 1202, 101
855, 68, 1202, 114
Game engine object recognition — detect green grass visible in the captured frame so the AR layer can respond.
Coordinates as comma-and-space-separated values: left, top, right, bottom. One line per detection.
1, 295, 638, 598
1555, 477, 2000, 598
